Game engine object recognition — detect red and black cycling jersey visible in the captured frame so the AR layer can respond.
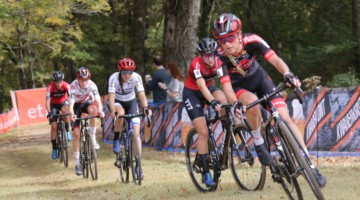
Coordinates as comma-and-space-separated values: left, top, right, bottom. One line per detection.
218, 33, 276, 84
46, 81, 70, 104
184, 56, 222, 90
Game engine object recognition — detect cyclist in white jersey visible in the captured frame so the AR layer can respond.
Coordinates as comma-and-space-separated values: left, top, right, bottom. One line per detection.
69, 67, 105, 176
108, 58, 152, 180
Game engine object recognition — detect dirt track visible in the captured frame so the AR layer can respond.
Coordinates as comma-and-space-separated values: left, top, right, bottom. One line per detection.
1, 123, 360, 200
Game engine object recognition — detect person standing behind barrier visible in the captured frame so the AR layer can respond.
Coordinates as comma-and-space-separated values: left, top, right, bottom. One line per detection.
108, 58, 152, 180
158, 62, 184, 102
145, 55, 171, 105
68, 67, 105, 176
183, 38, 228, 188
46, 71, 72, 160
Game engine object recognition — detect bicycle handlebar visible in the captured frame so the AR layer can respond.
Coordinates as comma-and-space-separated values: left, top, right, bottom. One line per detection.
114, 112, 151, 127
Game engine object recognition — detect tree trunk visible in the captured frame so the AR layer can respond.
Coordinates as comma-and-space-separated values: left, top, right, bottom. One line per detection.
164, 0, 201, 73
163, 0, 177, 64
197, 0, 216, 38
130, 0, 147, 74
352, 0, 360, 76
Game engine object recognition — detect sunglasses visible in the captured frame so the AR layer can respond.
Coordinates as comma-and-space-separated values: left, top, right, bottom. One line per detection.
120, 70, 133, 75
78, 78, 89, 82
217, 34, 238, 45
202, 53, 215, 59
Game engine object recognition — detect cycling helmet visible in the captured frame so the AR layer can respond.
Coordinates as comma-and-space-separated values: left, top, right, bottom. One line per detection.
197, 38, 218, 54
118, 58, 136, 71
212, 13, 242, 38
76, 67, 91, 79
51, 71, 64, 82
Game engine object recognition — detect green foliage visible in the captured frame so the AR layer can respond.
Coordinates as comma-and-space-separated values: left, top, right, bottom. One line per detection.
302, 76, 322, 90
327, 70, 360, 88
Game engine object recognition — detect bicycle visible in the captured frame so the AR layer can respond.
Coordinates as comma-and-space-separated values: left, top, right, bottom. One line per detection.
236, 83, 325, 200
113, 112, 151, 185
52, 113, 70, 167
185, 103, 266, 192
75, 115, 103, 181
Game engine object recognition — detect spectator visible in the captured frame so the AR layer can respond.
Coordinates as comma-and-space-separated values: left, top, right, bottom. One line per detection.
145, 55, 171, 105
158, 62, 184, 102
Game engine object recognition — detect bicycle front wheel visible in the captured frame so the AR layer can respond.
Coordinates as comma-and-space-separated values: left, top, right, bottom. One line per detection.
117, 132, 129, 183
80, 131, 89, 179
60, 124, 68, 168
129, 131, 142, 185
230, 124, 266, 191
278, 121, 325, 200
185, 128, 217, 193
88, 136, 98, 180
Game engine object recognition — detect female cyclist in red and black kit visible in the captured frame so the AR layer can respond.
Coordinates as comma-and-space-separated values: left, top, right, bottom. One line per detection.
212, 13, 326, 187
46, 71, 72, 160
183, 38, 228, 188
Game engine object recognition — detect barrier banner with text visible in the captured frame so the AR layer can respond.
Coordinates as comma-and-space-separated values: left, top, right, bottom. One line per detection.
103, 87, 360, 154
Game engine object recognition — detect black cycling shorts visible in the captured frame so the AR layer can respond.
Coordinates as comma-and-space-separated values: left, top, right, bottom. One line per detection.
183, 84, 220, 121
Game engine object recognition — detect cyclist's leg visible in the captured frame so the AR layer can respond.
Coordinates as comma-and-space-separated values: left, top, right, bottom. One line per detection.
72, 103, 82, 175
49, 104, 59, 159
87, 103, 100, 149
61, 101, 72, 141
113, 102, 125, 154
183, 87, 215, 187
277, 106, 327, 187
237, 90, 273, 166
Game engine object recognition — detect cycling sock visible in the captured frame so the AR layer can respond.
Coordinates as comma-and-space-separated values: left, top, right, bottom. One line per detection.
114, 132, 120, 141
251, 128, 264, 146
74, 152, 80, 165
89, 127, 96, 144
199, 154, 209, 173
51, 140, 57, 150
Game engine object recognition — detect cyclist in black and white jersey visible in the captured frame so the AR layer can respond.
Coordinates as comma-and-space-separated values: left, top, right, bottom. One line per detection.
108, 57, 152, 180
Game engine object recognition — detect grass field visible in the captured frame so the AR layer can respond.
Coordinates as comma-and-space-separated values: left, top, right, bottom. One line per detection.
0, 123, 360, 200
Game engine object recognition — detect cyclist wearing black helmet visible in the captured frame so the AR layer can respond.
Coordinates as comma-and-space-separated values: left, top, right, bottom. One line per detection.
183, 38, 229, 188
212, 13, 326, 187
46, 71, 72, 160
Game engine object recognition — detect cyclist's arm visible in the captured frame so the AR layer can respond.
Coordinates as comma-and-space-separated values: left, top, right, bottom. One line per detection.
138, 91, 152, 116
46, 98, 51, 113
108, 93, 116, 118
222, 81, 238, 105
95, 97, 104, 117
196, 78, 215, 103
268, 54, 301, 87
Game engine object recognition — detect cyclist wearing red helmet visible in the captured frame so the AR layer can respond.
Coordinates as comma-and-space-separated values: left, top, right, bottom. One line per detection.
45, 71, 72, 159
213, 13, 326, 187
108, 57, 152, 180
69, 66, 105, 176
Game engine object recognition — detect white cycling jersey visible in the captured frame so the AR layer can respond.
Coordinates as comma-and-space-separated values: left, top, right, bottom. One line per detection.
108, 72, 145, 102
69, 79, 101, 104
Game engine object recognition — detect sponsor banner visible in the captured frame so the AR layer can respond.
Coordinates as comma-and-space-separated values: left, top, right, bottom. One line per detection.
101, 87, 360, 153
15, 88, 47, 126
0, 109, 18, 134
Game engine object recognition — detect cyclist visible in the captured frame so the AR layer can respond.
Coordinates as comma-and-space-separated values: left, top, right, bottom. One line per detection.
69, 67, 105, 176
182, 38, 228, 188
212, 13, 326, 187
46, 71, 72, 160
108, 57, 152, 180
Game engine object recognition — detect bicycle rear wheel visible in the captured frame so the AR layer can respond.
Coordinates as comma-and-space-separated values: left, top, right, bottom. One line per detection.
60, 124, 68, 168
230, 124, 266, 191
129, 131, 142, 185
117, 132, 129, 183
185, 128, 217, 193
278, 121, 325, 200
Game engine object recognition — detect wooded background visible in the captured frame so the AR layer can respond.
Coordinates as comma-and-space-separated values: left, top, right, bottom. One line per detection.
1, 0, 360, 112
